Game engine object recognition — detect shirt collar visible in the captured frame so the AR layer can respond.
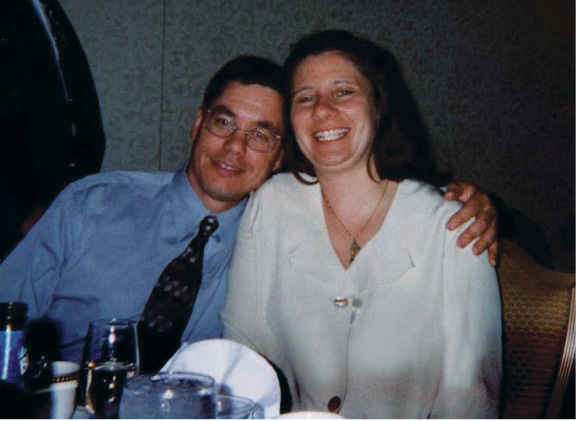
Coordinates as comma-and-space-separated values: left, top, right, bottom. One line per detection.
169, 163, 247, 242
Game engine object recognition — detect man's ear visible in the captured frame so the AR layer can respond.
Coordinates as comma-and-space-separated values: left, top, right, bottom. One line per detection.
189, 108, 204, 141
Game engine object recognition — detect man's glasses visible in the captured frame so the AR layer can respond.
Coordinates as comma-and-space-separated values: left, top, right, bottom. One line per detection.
203, 109, 282, 153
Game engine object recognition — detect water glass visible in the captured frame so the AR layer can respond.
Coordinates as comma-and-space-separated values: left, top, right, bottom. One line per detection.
88, 361, 128, 418
81, 318, 139, 417
119, 372, 216, 419
217, 394, 262, 419
276, 412, 344, 419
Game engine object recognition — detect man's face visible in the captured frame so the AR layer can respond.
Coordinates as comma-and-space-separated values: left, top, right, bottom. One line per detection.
187, 82, 284, 212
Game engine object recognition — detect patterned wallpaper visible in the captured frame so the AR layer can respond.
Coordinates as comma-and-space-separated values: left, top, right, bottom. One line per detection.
59, 0, 574, 269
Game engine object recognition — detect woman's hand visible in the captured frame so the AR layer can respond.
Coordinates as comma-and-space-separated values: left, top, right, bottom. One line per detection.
443, 180, 498, 266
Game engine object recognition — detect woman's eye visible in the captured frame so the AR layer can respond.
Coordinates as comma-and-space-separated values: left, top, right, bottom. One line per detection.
295, 96, 315, 104
336, 89, 354, 97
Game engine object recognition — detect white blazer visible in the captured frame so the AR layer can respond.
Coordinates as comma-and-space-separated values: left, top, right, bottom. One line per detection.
222, 173, 502, 419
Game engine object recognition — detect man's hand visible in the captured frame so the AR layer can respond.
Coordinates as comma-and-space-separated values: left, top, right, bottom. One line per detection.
444, 180, 498, 266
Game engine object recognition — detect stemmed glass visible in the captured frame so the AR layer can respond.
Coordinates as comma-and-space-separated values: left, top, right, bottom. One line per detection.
80, 318, 140, 418
119, 372, 217, 419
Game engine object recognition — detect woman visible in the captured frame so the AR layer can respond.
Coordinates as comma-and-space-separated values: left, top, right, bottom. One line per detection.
222, 30, 501, 418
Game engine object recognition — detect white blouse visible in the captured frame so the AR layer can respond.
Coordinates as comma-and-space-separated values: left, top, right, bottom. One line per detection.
222, 173, 502, 418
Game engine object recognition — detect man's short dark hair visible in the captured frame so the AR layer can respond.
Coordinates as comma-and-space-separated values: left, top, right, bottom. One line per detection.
201, 56, 287, 109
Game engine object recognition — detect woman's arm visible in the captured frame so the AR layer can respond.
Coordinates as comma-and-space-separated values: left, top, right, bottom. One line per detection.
431, 226, 502, 418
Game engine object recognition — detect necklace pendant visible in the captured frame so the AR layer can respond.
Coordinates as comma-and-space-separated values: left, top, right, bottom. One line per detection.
349, 238, 361, 264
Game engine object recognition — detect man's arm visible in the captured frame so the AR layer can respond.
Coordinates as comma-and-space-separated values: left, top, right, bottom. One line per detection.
0, 188, 74, 317
443, 180, 498, 267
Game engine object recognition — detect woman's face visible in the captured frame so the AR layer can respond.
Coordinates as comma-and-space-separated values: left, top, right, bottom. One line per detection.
290, 51, 379, 176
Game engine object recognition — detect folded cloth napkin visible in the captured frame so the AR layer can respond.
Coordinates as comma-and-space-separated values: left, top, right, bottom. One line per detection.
161, 338, 280, 418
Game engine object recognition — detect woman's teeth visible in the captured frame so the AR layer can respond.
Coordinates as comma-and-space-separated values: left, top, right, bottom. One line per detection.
314, 128, 350, 142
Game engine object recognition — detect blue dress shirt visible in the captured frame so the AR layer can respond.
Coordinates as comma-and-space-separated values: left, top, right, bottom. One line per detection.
0, 165, 246, 363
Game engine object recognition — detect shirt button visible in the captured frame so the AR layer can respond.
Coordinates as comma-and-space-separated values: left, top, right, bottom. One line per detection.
328, 396, 342, 413
333, 297, 348, 307
212, 234, 221, 243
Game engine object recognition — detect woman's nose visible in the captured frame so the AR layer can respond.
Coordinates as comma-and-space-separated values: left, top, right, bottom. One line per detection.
312, 96, 337, 121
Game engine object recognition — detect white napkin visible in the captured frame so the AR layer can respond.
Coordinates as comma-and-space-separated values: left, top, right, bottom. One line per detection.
161, 338, 281, 418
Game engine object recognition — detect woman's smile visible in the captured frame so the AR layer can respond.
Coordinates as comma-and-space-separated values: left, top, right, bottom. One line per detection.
290, 51, 378, 174
313, 128, 351, 142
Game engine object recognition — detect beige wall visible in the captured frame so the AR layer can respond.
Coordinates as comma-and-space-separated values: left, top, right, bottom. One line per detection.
59, 0, 574, 269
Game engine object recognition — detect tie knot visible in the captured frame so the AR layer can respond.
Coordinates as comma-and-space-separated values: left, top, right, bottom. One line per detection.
200, 216, 219, 238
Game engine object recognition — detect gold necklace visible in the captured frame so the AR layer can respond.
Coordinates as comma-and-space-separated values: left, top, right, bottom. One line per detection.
322, 181, 389, 264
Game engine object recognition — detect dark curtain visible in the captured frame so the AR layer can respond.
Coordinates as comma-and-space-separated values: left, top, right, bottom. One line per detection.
0, 0, 105, 260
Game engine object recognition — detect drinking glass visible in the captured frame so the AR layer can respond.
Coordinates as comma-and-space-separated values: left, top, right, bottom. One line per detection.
118, 372, 216, 419
81, 318, 139, 418
216, 394, 263, 419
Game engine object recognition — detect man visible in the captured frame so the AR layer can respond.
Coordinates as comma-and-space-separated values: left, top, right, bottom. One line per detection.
0, 56, 496, 366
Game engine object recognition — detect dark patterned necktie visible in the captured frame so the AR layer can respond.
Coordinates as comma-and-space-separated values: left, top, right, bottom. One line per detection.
138, 216, 219, 373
